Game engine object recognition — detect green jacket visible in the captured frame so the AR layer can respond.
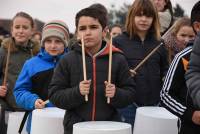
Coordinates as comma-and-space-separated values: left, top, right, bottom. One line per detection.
0, 37, 40, 110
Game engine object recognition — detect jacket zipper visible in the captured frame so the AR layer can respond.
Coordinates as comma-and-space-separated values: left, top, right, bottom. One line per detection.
91, 57, 97, 121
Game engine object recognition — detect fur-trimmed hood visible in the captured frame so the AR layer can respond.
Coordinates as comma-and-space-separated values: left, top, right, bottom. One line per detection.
1, 37, 40, 55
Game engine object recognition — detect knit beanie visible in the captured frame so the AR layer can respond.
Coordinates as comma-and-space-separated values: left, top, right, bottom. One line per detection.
41, 20, 69, 47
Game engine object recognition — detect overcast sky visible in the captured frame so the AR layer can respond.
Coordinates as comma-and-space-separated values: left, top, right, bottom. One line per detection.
0, 0, 199, 32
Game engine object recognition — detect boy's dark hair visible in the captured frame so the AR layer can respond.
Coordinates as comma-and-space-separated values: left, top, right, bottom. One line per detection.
75, 7, 107, 30
89, 3, 108, 25
191, 1, 200, 24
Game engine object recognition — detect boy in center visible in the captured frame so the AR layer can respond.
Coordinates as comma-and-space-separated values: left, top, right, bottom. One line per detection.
48, 7, 136, 134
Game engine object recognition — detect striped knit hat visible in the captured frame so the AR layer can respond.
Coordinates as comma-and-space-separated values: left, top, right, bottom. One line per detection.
41, 20, 69, 47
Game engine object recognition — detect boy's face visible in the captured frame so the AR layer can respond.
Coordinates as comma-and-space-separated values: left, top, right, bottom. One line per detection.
77, 16, 106, 53
193, 21, 200, 33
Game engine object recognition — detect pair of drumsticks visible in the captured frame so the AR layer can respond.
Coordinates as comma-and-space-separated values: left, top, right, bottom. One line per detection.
81, 33, 112, 104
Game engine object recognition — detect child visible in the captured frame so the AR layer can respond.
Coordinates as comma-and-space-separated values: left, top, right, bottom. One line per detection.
0, 12, 40, 110
110, 24, 123, 37
163, 17, 195, 62
161, 2, 200, 133
48, 7, 136, 134
152, 0, 173, 35
0, 12, 40, 134
113, 0, 169, 126
14, 20, 70, 133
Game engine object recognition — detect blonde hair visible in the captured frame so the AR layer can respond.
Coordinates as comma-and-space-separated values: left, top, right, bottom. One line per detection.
125, 0, 161, 40
171, 17, 192, 36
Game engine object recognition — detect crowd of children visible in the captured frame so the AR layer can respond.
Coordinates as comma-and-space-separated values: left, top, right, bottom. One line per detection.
0, 1, 200, 134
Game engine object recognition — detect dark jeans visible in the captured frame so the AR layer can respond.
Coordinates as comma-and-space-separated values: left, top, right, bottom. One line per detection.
118, 103, 160, 128
118, 103, 138, 127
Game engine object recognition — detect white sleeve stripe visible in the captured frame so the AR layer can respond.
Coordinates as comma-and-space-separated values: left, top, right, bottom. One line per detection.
160, 47, 192, 114
162, 97, 185, 115
161, 92, 186, 112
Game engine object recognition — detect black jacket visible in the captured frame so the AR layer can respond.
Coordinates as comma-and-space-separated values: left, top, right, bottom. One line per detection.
113, 32, 169, 105
48, 41, 136, 134
161, 42, 200, 134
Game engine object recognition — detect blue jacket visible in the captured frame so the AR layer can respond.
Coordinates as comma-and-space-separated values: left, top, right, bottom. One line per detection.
14, 47, 67, 133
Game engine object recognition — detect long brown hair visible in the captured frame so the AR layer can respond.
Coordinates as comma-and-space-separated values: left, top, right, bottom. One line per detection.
125, 0, 161, 40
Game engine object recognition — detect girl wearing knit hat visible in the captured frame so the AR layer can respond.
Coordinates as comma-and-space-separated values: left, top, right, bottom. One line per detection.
14, 20, 69, 133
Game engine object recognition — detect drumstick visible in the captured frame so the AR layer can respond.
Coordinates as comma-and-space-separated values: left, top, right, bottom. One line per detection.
3, 43, 11, 86
107, 34, 113, 104
81, 34, 88, 102
43, 100, 50, 105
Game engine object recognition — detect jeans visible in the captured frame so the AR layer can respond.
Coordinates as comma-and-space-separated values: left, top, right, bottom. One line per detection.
118, 103, 160, 128
118, 103, 138, 127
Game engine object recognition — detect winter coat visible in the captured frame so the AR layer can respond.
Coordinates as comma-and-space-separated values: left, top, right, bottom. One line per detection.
14, 47, 67, 133
159, 9, 173, 35
48, 41, 136, 134
161, 42, 200, 134
113, 32, 169, 105
0, 37, 40, 110
186, 32, 200, 108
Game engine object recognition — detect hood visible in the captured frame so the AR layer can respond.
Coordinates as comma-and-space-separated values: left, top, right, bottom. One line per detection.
38, 47, 67, 62
72, 40, 122, 57
1, 37, 40, 55
123, 30, 157, 42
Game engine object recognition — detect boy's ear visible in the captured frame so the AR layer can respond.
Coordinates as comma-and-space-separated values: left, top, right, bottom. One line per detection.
102, 26, 109, 38
193, 21, 200, 33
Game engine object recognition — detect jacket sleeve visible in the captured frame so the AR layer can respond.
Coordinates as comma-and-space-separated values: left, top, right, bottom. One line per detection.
48, 56, 85, 110
186, 33, 200, 108
14, 62, 39, 110
160, 53, 194, 122
110, 54, 136, 108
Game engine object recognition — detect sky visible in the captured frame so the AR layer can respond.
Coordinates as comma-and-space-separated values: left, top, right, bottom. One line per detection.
0, 0, 199, 32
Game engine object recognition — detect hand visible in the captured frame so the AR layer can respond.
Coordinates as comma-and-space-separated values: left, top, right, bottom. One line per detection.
104, 81, 116, 98
79, 80, 91, 96
0, 85, 7, 97
192, 111, 200, 125
35, 99, 45, 109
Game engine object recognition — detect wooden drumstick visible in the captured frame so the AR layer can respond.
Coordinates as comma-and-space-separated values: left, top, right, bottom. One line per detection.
43, 100, 50, 105
107, 35, 113, 104
3, 43, 11, 86
81, 34, 88, 102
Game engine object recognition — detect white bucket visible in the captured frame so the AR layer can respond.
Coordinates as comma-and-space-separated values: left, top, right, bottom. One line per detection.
133, 106, 178, 134
73, 121, 132, 134
31, 107, 65, 134
7, 112, 28, 134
